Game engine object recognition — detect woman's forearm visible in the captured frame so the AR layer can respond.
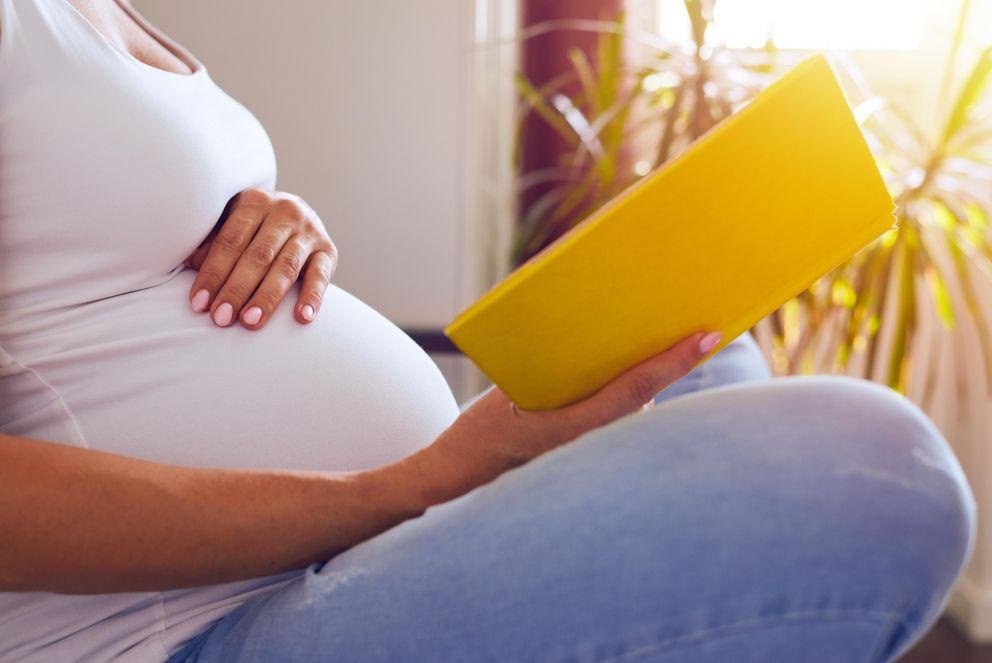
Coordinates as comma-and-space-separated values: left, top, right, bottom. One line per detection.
0, 432, 489, 594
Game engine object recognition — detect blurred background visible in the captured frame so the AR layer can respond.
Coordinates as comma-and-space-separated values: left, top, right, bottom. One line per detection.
138, 1, 991, 657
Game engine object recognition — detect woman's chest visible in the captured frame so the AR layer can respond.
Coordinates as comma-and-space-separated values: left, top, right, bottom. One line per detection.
0, 66, 276, 308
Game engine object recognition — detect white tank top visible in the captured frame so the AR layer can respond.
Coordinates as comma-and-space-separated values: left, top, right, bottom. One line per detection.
0, 0, 460, 659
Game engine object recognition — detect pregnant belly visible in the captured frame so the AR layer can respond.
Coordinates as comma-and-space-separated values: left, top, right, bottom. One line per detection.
7, 269, 460, 471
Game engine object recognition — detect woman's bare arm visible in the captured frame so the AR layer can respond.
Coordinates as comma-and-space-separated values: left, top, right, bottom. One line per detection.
0, 432, 450, 594
0, 331, 714, 595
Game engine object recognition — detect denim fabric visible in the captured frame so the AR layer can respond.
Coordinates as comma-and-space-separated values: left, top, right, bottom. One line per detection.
170, 334, 974, 662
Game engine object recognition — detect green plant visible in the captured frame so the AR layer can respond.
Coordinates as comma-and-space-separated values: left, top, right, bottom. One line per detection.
513, 2, 780, 263
514, 0, 992, 403
764, 2, 992, 404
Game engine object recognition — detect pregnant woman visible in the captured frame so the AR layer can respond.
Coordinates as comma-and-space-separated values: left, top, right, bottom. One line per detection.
0, 1, 977, 661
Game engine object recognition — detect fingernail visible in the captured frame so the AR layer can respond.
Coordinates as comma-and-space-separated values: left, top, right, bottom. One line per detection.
242, 306, 263, 326
191, 289, 209, 312
213, 302, 234, 327
301, 304, 315, 322
698, 332, 722, 354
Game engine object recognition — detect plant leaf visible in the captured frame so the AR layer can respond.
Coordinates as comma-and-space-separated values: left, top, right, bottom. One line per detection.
942, 46, 992, 148
514, 73, 579, 148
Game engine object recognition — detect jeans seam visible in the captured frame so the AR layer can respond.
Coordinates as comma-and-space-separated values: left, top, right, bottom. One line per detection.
866, 614, 900, 663
593, 609, 901, 662
865, 600, 920, 663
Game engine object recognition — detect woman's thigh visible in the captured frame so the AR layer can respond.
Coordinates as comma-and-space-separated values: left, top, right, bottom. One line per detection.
173, 376, 974, 663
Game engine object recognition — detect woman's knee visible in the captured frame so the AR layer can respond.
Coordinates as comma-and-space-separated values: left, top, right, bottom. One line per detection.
693, 375, 975, 572
660, 375, 972, 507
639, 376, 974, 655
515, 375, 976, 658
689, 376, 975, 643
780, 376, 976, 656
784, 376, 975, 555
613, 377, 973, 595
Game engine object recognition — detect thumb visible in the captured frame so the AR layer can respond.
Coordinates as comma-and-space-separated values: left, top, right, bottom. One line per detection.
571, 331, 722, 427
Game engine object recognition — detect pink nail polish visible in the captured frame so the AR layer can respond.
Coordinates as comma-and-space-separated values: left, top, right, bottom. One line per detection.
242, 306, 263, 325
698, 332, 722, 354
301, 304, 315, 321
191, 289, 209, 312
213, 302, 234, 327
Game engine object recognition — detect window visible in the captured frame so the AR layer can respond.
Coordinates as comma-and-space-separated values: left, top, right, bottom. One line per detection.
653, 0, 925, 51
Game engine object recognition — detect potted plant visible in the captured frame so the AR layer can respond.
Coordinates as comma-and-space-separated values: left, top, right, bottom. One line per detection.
514, 0, 992, 404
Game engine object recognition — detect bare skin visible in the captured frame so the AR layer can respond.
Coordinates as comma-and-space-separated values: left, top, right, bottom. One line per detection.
0, 0, 724, 595
69, 0, 194, 75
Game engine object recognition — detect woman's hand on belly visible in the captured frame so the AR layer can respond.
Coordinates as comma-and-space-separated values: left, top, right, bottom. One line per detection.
185, 188, 338, 330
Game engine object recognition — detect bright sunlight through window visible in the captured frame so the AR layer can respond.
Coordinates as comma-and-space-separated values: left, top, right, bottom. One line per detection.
655, 0, 925, 50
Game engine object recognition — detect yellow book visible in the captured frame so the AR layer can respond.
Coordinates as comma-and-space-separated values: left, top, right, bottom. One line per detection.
445, 55, 895, 410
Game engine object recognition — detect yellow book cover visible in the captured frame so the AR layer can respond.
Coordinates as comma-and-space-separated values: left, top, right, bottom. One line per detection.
444, 54, 895, 410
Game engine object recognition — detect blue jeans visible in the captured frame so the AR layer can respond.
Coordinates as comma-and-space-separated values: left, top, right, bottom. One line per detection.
170, 334, 975, 662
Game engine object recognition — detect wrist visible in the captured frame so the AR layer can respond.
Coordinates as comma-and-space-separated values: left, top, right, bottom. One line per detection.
374, 429, 519, 512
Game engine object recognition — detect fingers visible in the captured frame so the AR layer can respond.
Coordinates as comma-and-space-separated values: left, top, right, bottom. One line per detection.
209, 218, 294, 327
188, 190, 269, 313
187, 188, 339, 329
570, 331, 722, 428
238, 236, 312, 329
294, 249, 337, 324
